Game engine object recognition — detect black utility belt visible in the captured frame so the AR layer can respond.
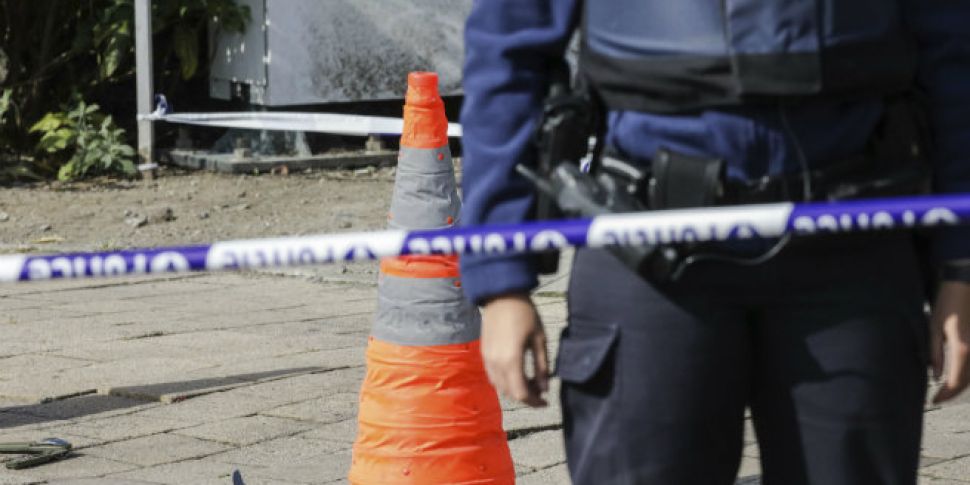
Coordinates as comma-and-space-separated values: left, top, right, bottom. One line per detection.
597, 147, 930, 212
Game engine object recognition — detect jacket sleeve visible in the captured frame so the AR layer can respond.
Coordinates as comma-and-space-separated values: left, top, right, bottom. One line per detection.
911, 2, 970, 265
458, 0, 581, 304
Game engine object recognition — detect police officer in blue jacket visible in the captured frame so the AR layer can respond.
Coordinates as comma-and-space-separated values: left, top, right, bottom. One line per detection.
460, 1, 970, 484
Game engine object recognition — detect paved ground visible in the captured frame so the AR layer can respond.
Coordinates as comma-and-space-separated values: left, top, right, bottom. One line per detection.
1, 259, 969, 484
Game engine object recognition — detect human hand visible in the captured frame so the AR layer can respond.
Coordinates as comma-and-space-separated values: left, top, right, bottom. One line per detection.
930, 281, 970, 403
481, 294, 549, 407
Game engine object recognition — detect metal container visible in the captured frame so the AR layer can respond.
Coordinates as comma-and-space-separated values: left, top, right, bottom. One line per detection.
209, 0, 471, 106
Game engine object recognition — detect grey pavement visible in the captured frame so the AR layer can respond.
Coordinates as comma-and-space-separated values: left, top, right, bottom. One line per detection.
1, 257, 968, 484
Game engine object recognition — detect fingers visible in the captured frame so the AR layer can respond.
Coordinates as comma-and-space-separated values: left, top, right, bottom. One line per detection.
530, 327, 550, 393
482, 345, 525, 400
484, 346, 546, 407
480, 295, 549, 407
930, 313, 945, 381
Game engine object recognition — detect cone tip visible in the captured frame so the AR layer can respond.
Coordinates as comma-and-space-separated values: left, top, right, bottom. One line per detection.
408, 72, 439, 91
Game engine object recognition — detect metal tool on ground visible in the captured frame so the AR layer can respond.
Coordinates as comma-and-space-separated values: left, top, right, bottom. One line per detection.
349, 72, 514, 484
0, 438, 72, 469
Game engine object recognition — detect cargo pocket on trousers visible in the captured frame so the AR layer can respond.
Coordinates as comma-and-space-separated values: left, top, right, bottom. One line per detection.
555, 323, 619, 395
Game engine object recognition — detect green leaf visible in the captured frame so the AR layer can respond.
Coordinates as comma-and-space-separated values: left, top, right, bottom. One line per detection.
119, 160, 137, 175
0, 90, 11, 121
57, 163, 76, 181
173, 26, 199, 80
29, 113, 67, 134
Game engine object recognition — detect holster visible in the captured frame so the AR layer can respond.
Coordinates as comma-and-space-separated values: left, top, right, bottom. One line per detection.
647, 149, 725, 209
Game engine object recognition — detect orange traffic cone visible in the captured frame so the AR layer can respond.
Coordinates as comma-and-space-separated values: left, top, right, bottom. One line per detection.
349, 72, 514, 484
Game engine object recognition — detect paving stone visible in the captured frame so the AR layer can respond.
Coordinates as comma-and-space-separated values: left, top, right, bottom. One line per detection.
0, 296, 58, 311
926, 403, 970, 432
736, 474, 762, 485
0, 275, 174, 298
106, 458, 248, 484
920, 455, 970, 482
106, 367, 327, 403
922, 427, 970, 460
0, 468, 33, 485
130, 391, 288, 427
229, 323, 364, 349
2, 454, 139, 482
508, 430, 566, 470
175, 415, 313, 446
241, 450, 352, 484
263, 393, 358, 424
918, 475, 970, 485
0, 307, 95, 325
84, 433, 230, 467
503, 405, 561, 434
517, 463, 571, 484
743, 443, 760, 459
51, 339, 217, 365
46, 479, 160, 485
45, 298, 157, 314
211, 347, 366, 377
211, 435, 348, 467
922, 455, 951, 468
0, 426, 103, 450
298, 419, 359, 445
61, 414, 187, 444
237, 367, 366, 400
737, 455, 762, 482
0, 357, 213, 403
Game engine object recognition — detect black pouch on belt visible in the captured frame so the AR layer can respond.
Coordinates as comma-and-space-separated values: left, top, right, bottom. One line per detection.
648, 148, 725, 210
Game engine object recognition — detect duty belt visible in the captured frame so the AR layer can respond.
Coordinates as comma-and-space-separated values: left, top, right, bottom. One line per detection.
599, 147, 930, 211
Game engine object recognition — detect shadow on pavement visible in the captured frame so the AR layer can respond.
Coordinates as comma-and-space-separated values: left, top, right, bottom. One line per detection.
0, 366, 328, 429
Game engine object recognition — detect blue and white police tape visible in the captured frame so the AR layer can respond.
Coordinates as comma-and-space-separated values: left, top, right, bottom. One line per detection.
138, 111, 463, 138
2, 193, 970, 283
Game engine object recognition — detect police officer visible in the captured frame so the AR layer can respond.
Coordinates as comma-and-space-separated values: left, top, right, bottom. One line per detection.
459, 1, 970, 484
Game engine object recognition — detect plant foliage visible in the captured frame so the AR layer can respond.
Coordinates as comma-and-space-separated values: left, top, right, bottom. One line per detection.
30, 100, 137, 181
0, 0, 250, 181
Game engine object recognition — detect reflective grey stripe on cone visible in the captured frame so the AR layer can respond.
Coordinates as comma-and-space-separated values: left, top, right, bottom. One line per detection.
373, 274, 482, 346
389, 146, 461, 231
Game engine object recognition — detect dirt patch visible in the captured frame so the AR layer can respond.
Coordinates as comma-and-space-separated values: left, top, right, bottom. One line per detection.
0, 166, 397, 254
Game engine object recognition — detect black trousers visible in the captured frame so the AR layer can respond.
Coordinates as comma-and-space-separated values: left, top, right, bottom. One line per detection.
559, 234, 928, 485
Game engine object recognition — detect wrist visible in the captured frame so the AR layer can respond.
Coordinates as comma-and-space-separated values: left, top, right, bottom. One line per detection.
482, 292, 532, 308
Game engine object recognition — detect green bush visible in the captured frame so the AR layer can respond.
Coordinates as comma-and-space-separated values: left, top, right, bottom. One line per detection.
0, 0, 250, 181
30, 100, 136, 181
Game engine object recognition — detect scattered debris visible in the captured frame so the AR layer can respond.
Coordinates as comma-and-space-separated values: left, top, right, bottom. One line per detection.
148, 207, 176, 224
354, 167, 377, 178
271, 165, 290, 176
125, 215, 148, 228
31, 236, 65, 245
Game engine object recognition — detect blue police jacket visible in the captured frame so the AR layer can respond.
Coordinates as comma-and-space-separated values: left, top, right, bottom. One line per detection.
459, 0, 970, 305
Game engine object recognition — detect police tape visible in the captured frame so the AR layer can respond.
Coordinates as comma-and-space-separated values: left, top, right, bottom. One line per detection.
2, 193, 970, 283
138, 112, 464, 138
